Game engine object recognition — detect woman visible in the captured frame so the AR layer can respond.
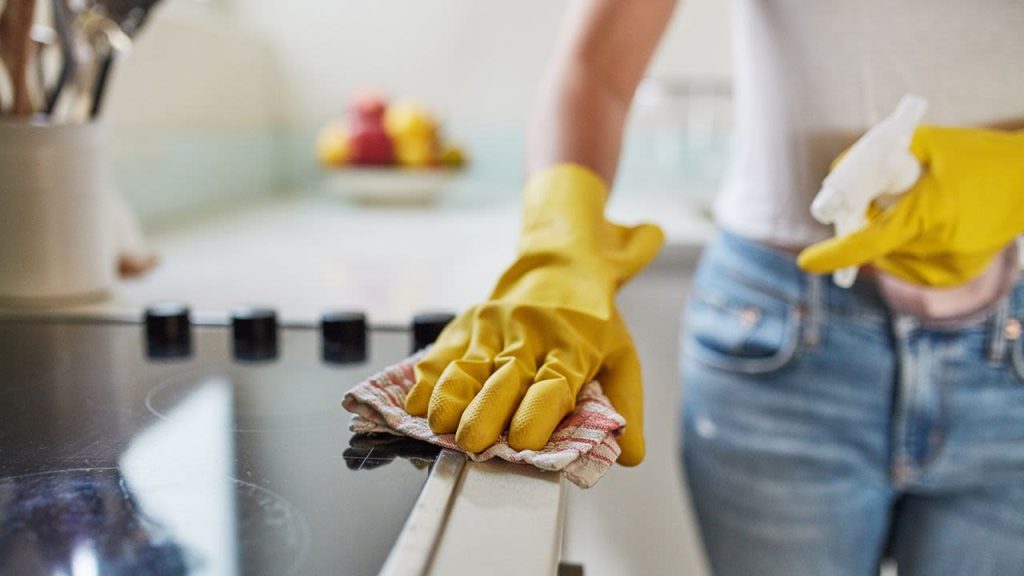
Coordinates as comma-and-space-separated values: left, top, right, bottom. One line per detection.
405, 1, 1024, 573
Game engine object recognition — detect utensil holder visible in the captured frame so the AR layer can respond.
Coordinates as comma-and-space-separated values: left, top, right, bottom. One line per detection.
0, 121, 115, 305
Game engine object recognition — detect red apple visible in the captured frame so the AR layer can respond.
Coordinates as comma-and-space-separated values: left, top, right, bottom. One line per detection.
349, 124, 395, 166
350, 90, 387, 125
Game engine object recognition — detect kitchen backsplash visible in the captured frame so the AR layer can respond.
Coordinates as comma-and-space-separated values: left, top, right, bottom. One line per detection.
110, 129, 283, 228
111, 121, 733, 229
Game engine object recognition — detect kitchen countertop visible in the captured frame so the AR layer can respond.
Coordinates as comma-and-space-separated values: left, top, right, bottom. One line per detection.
9, 189, 714, 325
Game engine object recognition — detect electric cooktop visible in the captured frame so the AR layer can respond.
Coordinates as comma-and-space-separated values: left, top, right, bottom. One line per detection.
0, 306, 455, 576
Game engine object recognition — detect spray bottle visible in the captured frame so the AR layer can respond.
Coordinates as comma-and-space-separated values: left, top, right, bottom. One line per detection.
810, 94, 930, 287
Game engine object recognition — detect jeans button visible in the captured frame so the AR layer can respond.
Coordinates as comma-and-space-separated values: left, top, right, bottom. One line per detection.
1005, 318, 1021, 341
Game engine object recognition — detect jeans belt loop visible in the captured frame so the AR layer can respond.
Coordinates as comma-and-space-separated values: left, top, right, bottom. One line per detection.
987, 295, 1011, 364
802, 274, 825, 349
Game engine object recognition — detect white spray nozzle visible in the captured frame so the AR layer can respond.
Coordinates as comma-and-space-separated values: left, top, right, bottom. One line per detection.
809, 94, 929, 287
809, 185, 843, 224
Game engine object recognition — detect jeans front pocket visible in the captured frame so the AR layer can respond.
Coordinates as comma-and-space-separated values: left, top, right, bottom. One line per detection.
684, 276, 802, 375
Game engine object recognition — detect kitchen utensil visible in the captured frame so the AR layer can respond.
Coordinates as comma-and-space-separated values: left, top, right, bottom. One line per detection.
0, 0, 38, 116
39, 0, 163, 120
52, 0, 99, 123
47, 0, 107, 122
0, 0, 6, 112
87, 49, 110, 115
45, 0, 77, 115
76, 10, 129, 120
85, 0, 162, 118
30, 24, 57, 106
95, 0, 161, 36
65, 28, 96, 122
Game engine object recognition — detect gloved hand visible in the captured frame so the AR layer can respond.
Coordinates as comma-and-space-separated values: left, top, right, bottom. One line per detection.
798, 125, 1024, 286
404, 164, 664, 465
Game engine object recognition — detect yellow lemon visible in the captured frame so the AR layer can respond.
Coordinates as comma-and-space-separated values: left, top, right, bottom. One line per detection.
316, 123, 350, 167
394, 135, 437, 168
384, 101, 438, 140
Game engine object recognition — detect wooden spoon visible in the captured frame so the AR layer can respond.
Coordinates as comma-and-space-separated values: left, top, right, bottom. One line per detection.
0, 0, 37, 116
0, 0, 4, 111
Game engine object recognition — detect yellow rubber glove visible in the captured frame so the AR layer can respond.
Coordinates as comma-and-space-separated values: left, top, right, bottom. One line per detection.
404, 164, 664, 465
798, 125, 1024, 286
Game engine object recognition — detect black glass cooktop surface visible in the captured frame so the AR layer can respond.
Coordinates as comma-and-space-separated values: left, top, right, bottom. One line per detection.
0, 313, 444, 576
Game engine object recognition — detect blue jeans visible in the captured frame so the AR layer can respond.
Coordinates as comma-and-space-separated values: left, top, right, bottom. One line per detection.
681, 232, 1024, 576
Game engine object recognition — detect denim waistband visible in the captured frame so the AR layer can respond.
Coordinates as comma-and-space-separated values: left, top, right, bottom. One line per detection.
701, 231, 1024, 328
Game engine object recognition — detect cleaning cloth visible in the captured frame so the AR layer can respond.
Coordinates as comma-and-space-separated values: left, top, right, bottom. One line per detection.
342, 351, 627, 488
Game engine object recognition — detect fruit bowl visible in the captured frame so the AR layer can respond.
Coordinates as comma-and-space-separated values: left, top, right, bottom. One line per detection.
323, 167, 461, 205
317, 91, 468, 205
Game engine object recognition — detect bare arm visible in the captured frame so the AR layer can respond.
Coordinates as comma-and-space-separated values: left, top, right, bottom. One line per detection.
526, 0, 679, 186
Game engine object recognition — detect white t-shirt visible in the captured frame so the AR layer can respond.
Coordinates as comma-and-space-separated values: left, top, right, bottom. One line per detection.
715, 0, 1024, 247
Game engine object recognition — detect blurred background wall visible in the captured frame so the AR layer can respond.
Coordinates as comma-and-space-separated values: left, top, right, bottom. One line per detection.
102, 0, 733, 225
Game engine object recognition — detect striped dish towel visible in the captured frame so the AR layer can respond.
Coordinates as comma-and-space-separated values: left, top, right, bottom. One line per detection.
341, 352, 626, 489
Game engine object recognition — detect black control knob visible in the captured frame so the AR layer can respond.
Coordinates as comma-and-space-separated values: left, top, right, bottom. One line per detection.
144, 302, 192, 358
232, 307, 278, 361
322, 311, 367, 363
412, 312, 456, 353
